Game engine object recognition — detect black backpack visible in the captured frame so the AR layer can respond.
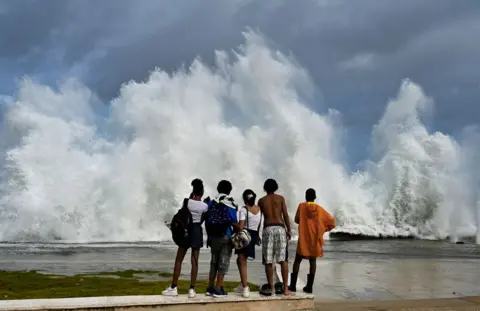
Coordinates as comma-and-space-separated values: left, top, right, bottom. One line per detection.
204, 198, 231, 237
170, 198, 193, 248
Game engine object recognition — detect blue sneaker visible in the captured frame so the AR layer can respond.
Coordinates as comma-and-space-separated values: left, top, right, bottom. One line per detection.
213, 287, 228, 298
205, 286, 215, 296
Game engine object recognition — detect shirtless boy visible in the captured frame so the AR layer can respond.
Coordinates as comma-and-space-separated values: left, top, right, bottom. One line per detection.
258, 178, 292, 296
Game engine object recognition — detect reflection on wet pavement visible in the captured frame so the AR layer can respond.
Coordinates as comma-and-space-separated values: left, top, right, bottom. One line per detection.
308, 258, 480, 300
1, 239, 479, 301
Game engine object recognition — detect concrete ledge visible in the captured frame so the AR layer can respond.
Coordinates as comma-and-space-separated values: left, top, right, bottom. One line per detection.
0, 292, 315, 311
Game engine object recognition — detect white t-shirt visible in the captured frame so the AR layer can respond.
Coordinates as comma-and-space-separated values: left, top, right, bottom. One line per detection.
238, 206, 262, 231
187, 199, 208, 224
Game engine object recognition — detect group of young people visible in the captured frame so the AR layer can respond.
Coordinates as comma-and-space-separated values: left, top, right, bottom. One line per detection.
162, 178, 336, 299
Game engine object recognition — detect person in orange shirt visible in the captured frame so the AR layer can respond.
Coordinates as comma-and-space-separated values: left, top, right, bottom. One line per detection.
288, 188, 336, 293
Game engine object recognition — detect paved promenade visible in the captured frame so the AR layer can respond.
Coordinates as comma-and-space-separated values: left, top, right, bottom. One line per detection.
305, 258, 480, 300
314, 296, 480, 311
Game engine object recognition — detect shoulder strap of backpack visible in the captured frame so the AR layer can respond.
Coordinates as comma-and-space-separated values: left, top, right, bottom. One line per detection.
257, 211, 262, 232
201, 200, 211, 224
182, 198, 193, 224
182, 198, 189, 209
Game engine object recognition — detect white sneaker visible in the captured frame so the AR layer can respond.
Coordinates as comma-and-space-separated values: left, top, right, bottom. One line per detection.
188, 288, 196, 298
242, 286, 250, 298
234, 284, 243, 294
162, 286, 178, 296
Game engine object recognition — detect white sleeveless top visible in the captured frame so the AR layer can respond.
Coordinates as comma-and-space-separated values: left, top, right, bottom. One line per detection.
238, 206, 262, 231
187, 199, 208, 224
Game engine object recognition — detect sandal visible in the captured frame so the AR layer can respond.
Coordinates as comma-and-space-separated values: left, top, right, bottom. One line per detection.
259, 284, 273, 296
274, 282, 284, 295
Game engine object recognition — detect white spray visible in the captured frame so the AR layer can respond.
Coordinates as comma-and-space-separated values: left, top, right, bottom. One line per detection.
0, 31, 478, 242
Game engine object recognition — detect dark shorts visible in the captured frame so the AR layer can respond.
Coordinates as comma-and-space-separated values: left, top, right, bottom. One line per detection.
235, 229, 259, 260
210, 235, 233, 276
295, 252, 313, 260
189, 223, 203, 249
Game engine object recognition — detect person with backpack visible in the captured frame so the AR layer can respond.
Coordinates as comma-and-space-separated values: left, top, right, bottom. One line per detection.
232, 189, 262, 298
204, 180, 238, 297
163, 179, 208, 298
288, 188, 336, 294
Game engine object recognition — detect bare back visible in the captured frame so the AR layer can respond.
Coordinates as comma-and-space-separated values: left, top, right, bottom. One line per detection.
259, 193, 290, 230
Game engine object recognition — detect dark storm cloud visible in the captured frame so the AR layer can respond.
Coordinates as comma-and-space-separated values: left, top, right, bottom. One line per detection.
0, 0, 67, 59
1, 0, 480, 163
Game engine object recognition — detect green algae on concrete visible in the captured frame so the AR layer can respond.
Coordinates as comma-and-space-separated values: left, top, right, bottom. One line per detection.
77, 270, 168, 278
0, 270, 259, 300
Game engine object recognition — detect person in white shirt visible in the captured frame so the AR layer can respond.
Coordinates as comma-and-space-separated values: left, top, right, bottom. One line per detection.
234, 189, 262, 298
163, 179, 208, 298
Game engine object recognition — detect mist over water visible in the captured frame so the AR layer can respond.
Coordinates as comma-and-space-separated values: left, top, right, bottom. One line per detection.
0, 31, 478, 243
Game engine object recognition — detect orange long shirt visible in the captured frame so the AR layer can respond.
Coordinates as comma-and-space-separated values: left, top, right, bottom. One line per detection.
295, 202, 336, 258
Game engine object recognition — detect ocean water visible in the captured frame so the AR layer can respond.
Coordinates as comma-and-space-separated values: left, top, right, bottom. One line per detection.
1, 30, 479, 244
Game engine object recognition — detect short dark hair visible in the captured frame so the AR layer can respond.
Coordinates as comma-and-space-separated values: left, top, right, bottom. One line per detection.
305, 188, 316, 202
263, 178, 278, 194
217, 180, 232, 195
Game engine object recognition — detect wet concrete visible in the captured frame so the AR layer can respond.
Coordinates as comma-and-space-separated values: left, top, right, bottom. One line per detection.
314, 296, 480, 311
304, 258, 480, 300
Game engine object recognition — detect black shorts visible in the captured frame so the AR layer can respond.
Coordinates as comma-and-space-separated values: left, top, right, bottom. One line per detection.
295, 252, 313, 260
189, 223, 204, 249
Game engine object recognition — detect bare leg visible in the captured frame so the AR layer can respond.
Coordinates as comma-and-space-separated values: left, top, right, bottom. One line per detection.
293, 253, 302, 275
208, 248, 218, 288
216, 274, 225, 289
280, 261, 292, 295
190, 248, 200, 288
266, 263, 274, 292
303, 257, 317, 294
208, 258, 218, 288
171, 247, 187, 286
308, 257, 316, 276
237, 254, 248, 288
288, 253, 302, 291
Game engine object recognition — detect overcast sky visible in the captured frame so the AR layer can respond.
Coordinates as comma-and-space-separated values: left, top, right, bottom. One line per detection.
1, 0, 479, 165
